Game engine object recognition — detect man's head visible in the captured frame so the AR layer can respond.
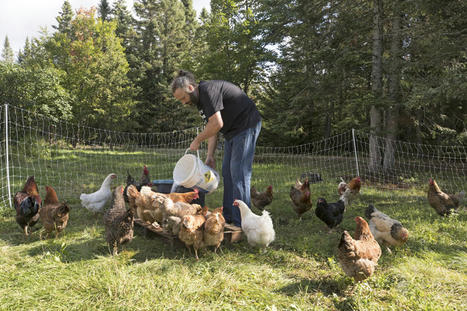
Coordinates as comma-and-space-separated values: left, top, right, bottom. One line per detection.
171, 70, 199, 105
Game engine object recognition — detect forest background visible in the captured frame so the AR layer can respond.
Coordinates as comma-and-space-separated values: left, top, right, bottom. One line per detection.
0, 0, 465, 148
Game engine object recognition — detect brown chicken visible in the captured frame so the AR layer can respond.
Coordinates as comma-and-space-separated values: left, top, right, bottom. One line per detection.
427, 178, 463, 216
104, 186, 134, 255
251, 185, 273, 211
162, 201, 202, 220
127, 185, 167, 225
178, 206, 208, 260
338, 216, 381, 281
338, 176, 361, 207
290, 179, 312, 219
203, 206, 226, 253
40, 186, 70, 239
14, 176, 42, 236
167, 189, 199, 204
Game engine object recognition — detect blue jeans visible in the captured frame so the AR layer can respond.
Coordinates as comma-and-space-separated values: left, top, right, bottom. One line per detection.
222, 121, 261, 227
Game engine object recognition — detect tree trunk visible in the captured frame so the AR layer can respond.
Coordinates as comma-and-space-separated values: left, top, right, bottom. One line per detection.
369, 0, 384, 172
383, 0, 402, 172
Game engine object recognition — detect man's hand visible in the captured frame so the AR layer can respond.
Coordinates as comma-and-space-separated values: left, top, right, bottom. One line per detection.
189, 138, 200, 151
205, 156, 216, 169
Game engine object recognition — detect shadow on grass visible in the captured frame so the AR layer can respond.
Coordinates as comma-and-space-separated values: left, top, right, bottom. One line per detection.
276, 276, 350, 297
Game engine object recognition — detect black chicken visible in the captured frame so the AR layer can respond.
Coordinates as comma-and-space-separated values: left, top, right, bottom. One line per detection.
14, 176, 42, 236
315, 197, 345, 231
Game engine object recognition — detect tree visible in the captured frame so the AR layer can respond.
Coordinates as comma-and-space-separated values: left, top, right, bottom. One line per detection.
1, 36, 14, 63
98, 0, 112, 21
369, 0, 383, 172
53, 0, 74, 36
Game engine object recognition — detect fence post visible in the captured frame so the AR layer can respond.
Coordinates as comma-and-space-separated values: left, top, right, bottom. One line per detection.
352, 128, 360, 177
5, 104, 12, 208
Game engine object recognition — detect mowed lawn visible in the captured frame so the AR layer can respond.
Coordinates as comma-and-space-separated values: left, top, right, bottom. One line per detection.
0, 168, 466, 310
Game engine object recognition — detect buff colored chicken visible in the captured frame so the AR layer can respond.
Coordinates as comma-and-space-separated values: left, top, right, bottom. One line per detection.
338, 216, 381, 281
203, 206, 226, 253
427, 178, 464, 216
178, 206, 208, 260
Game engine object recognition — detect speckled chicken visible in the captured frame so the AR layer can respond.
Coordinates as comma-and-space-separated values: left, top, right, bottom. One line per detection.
104, 186, 134, 255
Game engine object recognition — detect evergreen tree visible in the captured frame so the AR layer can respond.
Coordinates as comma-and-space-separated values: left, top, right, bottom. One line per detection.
1, 36, 14, 63
53, 0, 74, 36
17, 37, 32, 64
99, 0, 112, 21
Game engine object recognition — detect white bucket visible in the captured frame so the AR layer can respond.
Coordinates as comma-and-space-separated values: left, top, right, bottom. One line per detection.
173, 149, 220, 194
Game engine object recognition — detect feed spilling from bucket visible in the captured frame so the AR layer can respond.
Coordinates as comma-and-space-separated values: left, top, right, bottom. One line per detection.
173, 151, 220, 194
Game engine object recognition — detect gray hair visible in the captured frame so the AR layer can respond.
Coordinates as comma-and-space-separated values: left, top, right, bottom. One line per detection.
171, 70, 197, 94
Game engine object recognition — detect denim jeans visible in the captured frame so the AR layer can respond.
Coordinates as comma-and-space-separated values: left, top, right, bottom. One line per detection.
222, 120, 261, 227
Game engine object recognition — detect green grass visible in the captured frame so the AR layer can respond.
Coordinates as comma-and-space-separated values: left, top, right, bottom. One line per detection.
1, 166, 466, 310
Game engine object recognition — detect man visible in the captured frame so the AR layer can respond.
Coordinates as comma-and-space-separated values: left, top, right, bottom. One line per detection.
171, 70, 261, 227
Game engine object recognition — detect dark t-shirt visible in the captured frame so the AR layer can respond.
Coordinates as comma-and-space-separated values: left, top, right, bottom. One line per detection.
196, 80, 261, 140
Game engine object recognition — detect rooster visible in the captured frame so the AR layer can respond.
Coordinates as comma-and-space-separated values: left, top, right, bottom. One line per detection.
178, 206, 208, 260
427, 178, 464, 216
338, 176, 361, 208
80, 173, 117, 213
14, 176, 42, 236
250, 185, 273, 211
104, 186, 134, 255
289, 179, 312, 219
365, 205, 409, 253
338, 216, 381, 281
315, 197, 346, 232
40, 186, 70, 239
234, 199, 275, 249
123, 166, 153, 203
203, 206, 226, 253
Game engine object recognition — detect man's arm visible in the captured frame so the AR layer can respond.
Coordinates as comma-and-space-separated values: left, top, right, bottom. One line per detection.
189, 111, 223, 151
205, 135, 218, 169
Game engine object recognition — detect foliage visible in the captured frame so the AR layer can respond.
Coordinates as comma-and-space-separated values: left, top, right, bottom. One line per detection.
1, 35, 14, 63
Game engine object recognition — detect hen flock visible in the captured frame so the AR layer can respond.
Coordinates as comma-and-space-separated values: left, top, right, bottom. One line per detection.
12, 167, 464, 281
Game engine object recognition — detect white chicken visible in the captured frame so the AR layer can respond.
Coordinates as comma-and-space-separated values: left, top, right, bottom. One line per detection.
233, 199, 275, 249
80, 173, 117, 213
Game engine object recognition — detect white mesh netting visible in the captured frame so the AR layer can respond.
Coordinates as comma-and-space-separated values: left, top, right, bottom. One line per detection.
1, 104, 465, 208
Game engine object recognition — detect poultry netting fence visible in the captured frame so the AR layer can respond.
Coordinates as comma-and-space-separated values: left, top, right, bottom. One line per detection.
0, 104, 466, 208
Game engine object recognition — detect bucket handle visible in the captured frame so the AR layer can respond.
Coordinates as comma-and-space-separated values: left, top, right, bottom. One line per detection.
185, 148, 200, 160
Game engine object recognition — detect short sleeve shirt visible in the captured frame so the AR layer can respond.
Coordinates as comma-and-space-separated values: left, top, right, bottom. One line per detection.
196, 80, 261, 140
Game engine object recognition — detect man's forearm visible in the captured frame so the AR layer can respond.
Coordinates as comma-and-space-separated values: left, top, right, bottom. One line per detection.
207, 135, 218, 158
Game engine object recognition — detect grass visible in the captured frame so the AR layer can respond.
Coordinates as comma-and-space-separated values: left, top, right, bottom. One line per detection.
0, 164, 466, 310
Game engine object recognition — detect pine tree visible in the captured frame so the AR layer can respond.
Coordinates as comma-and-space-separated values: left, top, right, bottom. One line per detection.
99, 0, 112, 21
53, 0, 74, 36
1, 36, 14, 63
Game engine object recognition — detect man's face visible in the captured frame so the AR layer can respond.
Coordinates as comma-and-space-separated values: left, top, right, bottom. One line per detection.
174, 85, 198, 105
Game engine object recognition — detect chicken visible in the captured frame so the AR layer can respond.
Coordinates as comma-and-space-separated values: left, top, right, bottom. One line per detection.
14, 176, 42, 236
338, 176, 362, 207
203, 206, 226, 253
315, 197, 346, 231
163, 216, 182, 235
40, 186, 70, 239
338, 216, 381, 281
289, 179, 312, 219
427, 178, 464, 216
178, 206, 208, 260
167, 189, 199, 204
234, 199, 275, 249
123, 171, 135, 203
123, 166, 152, 203
80, 173, 117, 213
104, 186, 134, 255
365, 205, 409, 252
251, 185, 273, 211
126, 185, 168, 225
161, 201, 202, 220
